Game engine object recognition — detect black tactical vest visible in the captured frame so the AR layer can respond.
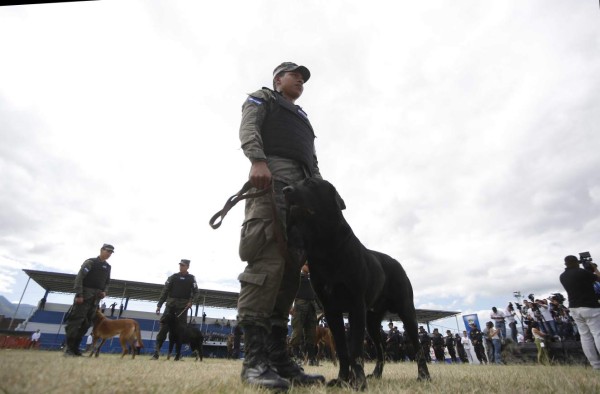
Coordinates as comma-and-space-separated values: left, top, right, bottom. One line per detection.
261, 92, 316, 173
169, 273, 195, 299
82, 258, 111, 289
295, 273, 316, 301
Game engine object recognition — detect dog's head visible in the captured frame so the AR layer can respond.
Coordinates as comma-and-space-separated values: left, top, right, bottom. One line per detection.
283, 178, 346, 220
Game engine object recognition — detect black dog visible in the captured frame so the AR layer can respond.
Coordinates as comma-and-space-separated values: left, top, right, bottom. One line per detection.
165, 311, 204, 361
283, 178, 430, 390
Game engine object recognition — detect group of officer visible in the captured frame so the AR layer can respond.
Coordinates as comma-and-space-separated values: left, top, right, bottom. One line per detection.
63, 244, 198, 359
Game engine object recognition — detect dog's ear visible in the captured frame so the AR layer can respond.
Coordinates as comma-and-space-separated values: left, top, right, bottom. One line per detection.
332, 186, 346, 210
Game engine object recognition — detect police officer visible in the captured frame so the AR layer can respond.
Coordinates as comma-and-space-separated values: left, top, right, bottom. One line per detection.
418, 326, 432, 363
151, 259, 198, 360
64, 243, 113, 356
237, 62, 325, 390
445, 330, 457, 363
289, 263, 319, 366
431, 328, 445, 363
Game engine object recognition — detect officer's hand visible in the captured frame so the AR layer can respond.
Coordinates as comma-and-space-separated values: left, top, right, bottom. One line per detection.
75, 296, 84, 305
156, 307, 161, 315
249, 161, 272, 190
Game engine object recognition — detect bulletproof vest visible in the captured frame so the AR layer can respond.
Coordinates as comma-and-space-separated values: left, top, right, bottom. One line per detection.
82, 258, 111, 289
169, 273, 195, 299
295, 273, 316, 301
261, 92, 316, 173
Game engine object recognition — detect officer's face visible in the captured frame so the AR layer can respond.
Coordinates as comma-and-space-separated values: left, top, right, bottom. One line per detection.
100, 248, 113, 260
276, 71, 304, 101
179, 263, 188, 274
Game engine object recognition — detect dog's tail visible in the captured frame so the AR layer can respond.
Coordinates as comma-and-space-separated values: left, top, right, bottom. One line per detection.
134, 321, 144, 348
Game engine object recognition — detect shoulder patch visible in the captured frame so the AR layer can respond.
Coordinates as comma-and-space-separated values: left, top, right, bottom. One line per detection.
247, 96, 264, 105
297, 108, 308, 119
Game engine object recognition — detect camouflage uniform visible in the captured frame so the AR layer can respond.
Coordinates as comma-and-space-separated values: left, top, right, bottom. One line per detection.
289, 273, 318, 363
65, 256, 111, 354
154, 271, 198, 353
237, 87, 322, 331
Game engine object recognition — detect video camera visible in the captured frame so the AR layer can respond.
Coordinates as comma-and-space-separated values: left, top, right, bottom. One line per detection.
580, 251, 594, 271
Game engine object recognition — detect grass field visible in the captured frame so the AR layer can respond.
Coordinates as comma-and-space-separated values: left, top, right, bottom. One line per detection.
1, 349, 599, 393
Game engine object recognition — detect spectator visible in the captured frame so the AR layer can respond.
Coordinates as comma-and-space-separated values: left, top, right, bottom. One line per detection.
85, 334, 93, 352
100, 302, 106, 314
535, 299, 557, 338
490, 307, 506, 339
38, 297, 46, 311
482, 322, 494, 363
505, 303, 518, 343
559, 254, 600, 369
109, 302, 117, 317
457, 331, 470, 363
530, 321, 550, 365
29, 329, 41, 349
486, 321, 502, 365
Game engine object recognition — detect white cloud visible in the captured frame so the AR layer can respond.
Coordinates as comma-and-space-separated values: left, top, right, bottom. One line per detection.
0, 1, 598, 320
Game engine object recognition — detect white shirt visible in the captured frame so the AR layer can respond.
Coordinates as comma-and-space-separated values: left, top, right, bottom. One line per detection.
505, 309, 516, 323
460, 335, 471, 349
491, 310, 506, 322
31, 332, 41, 341
538, 304, 553, 321
86, 335, 93, 345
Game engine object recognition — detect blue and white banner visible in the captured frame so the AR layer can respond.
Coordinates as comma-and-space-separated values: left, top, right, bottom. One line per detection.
463, 314, 481, 333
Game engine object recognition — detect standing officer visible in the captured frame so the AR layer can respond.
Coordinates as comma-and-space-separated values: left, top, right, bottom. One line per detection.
418, 326, 432, 363
444, 330, 457, 363
431, 328, 445, 363
289, 263, 319, 366
151, 259, 198, 360
64, 243, 113, 356
236, 62, 325, 390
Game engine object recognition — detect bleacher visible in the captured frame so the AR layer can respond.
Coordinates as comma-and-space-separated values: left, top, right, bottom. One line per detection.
19, 302, 235, 357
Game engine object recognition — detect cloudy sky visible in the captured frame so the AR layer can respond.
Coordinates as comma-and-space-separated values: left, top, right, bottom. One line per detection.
1, 0, 598, 331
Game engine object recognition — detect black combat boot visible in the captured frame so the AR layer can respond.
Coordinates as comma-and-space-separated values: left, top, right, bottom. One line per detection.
307, 344, 318, 366
63, 337, 81, 357
241, 325, 290, 391
267, 326, 325, 386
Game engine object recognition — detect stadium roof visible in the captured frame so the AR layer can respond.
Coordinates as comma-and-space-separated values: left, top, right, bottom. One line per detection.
23, 269, 459, 323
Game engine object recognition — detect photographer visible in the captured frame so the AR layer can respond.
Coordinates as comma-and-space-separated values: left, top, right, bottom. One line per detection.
559, 254, 600, 369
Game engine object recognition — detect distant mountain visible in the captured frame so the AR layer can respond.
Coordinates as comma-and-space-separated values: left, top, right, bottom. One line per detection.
0, 295, 36, 319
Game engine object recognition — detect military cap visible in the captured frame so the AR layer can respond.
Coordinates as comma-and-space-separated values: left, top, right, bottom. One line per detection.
179, 259, 191, 266
273, 62, 310, 83
102, 244, 115, 252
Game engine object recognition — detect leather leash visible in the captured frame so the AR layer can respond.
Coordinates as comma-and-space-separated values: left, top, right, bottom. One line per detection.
209, 181, 272, 229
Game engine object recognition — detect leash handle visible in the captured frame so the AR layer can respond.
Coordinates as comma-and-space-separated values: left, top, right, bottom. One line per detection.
209, 181, 272, 229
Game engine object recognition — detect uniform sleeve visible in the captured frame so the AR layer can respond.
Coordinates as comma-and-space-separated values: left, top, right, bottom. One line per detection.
190, 275, 199, 303
104, 265, 111, 293
157, 275, 172, 308
73, 259, 94, 297
239, 89, 272, 163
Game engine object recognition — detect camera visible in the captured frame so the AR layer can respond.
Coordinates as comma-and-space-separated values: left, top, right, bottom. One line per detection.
579, 251, 594, 271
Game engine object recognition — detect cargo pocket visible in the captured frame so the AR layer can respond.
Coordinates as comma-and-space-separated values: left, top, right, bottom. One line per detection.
237, 272, 267, 287
239, 218, 273, 262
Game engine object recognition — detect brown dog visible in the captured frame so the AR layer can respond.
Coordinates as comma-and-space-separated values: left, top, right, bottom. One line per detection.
89, 309, 143, 359
315, 325, 337, 366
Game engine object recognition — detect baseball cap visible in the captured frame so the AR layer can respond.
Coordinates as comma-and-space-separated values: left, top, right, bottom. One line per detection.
102, 244, 115, 252
180, 259, 191, 266
273, 62, 310, 83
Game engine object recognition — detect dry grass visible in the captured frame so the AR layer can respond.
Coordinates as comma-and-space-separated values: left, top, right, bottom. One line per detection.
1, 349, 599, 393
